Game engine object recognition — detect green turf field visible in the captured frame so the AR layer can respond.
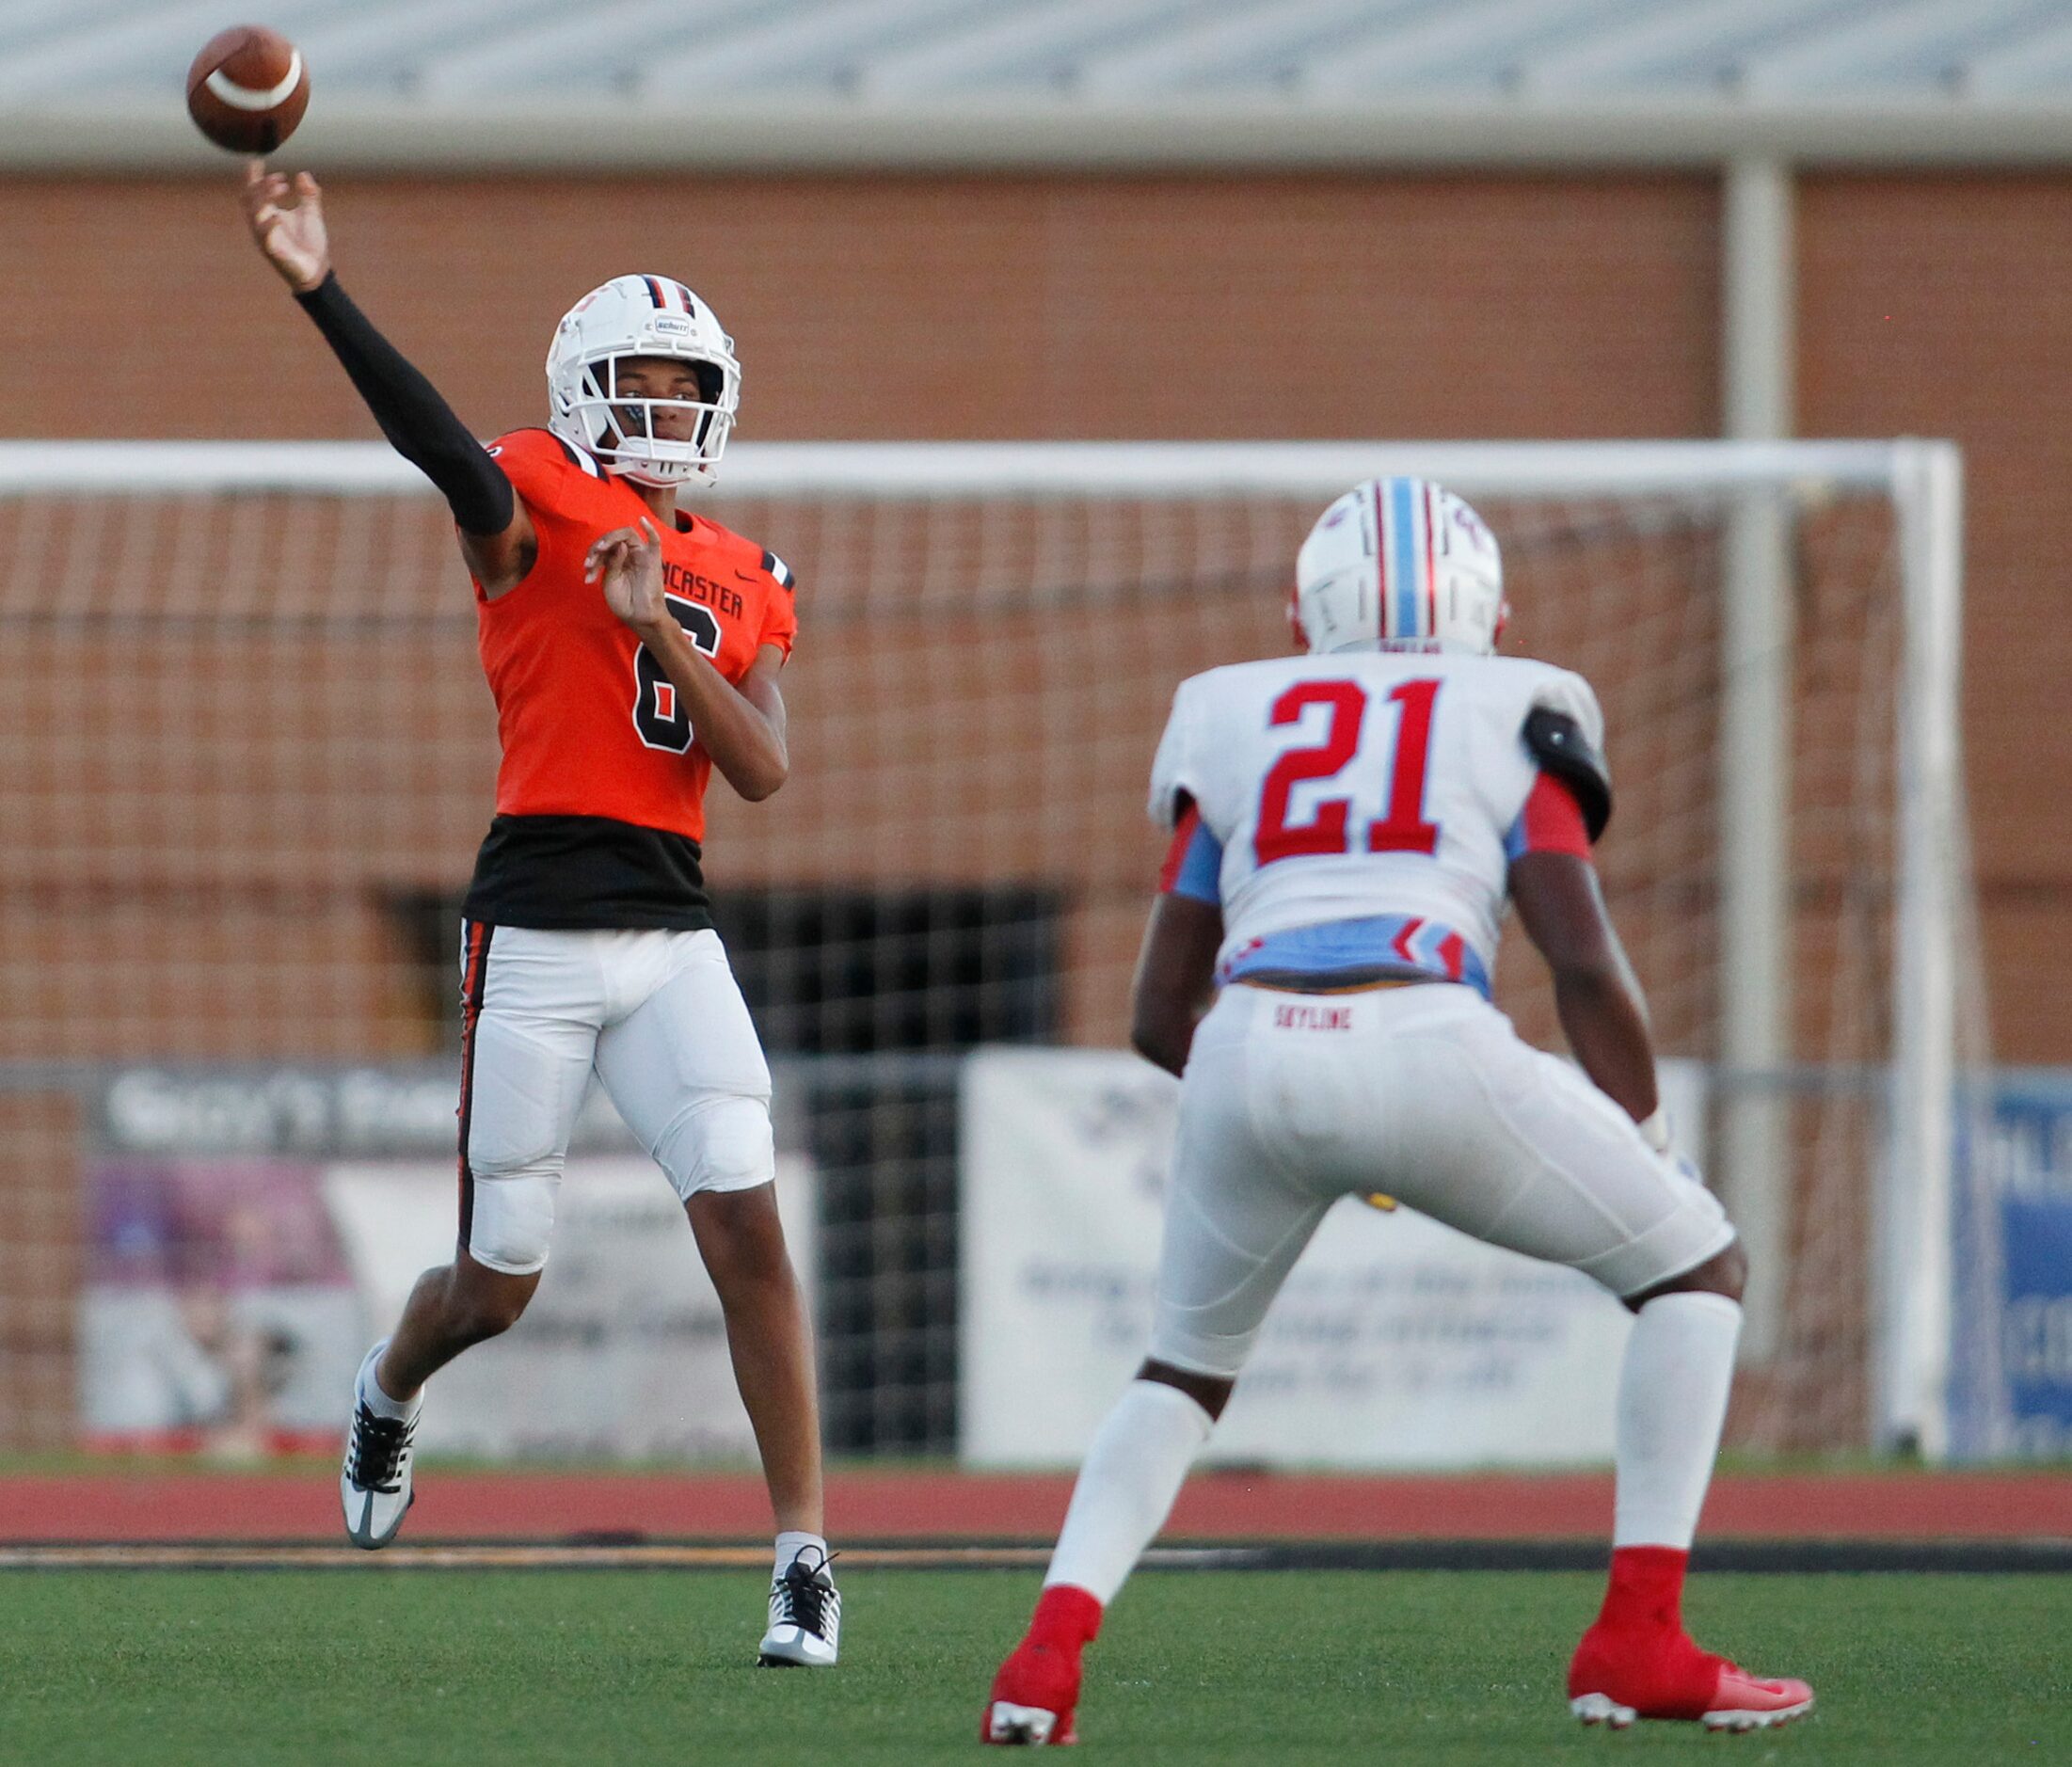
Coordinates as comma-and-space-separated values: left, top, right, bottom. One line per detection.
1, 1569, 2064, 1764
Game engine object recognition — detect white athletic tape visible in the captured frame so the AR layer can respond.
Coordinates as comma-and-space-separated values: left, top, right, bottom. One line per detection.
1637, 1105, 1672, 1154
204, 50, 303, 112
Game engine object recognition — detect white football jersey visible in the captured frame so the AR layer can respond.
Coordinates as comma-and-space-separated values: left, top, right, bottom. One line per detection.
1150, 650, 1604, 987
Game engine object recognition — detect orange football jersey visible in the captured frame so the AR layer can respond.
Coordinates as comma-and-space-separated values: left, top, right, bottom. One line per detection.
475, 428, 797, 844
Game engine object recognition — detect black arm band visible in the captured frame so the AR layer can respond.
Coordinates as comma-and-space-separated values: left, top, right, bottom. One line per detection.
295, 274, 516, 536
1522, 707, 1614, 841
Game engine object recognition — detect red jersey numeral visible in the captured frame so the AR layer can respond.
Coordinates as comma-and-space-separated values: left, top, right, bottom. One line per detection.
1366, 678, 1442, 854
1253, 677, 1442, 866
1254, 681, 1366, 865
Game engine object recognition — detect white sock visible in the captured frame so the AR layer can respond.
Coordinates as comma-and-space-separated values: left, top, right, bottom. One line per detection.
358, 1341, 421, 1423
1612, 1292, 1742, 1549
775, 1530, 829, 1578
1044, 1379, 1214, 1606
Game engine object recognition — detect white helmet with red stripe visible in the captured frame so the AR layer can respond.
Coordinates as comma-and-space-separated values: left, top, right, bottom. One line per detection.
1292, 477, 1507, 656
546, 274, 741, 488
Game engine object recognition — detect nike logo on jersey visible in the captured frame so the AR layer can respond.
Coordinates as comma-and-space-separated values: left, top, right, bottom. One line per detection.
734, 551, 796, 594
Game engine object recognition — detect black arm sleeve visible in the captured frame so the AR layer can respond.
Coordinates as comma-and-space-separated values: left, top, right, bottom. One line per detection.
294, 273, 516, 536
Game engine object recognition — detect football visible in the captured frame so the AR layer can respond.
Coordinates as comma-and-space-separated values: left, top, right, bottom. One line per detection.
185, 24, 310, 154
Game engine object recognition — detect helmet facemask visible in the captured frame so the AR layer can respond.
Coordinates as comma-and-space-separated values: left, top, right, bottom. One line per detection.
567, 353, 735, 488
546, 275, 741, 489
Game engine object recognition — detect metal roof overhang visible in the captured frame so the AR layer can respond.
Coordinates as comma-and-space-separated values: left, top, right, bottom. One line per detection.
4, 96, 2071, 175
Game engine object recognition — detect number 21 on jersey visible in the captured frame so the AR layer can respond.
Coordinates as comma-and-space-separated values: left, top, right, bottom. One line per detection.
1254, 678, 1442, 866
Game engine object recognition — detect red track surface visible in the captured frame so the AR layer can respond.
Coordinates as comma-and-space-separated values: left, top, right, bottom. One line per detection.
5, 1469, 2067, 1543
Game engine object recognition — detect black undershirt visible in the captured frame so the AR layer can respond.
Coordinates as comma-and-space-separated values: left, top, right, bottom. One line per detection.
461, 815, 714, 932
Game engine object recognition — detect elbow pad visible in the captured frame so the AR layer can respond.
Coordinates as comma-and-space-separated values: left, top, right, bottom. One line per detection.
1522, 707, 1613, 841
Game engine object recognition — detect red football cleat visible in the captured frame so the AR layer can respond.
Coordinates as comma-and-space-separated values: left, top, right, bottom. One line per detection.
1569, 1623, 1813, 1731
982, 1637, 1081, 1747
982, 1585, 1102, 1747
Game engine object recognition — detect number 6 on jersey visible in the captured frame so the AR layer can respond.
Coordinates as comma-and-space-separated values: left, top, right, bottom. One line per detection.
634, 594, 724, 752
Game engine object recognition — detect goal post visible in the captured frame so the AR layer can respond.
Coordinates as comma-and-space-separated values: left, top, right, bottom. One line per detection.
1888, 438, 1969, 1458
0, 437, 1975, 1459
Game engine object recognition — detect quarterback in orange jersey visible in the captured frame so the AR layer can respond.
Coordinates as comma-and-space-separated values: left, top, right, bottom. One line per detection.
241, 163, 838, 1665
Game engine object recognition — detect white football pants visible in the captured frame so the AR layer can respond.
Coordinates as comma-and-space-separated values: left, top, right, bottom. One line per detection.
456, 922, 775, 1275
1148, 980, 1735, 1378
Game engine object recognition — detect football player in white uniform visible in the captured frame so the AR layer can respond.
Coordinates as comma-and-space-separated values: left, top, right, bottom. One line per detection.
982, 479, 1811, 1743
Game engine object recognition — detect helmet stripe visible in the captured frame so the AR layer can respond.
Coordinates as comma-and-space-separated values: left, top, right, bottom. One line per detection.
643, 275, 670, 310
1389, 476, 1421, 640
1367, 478, 1386, 637
1423, 481, 1438, 638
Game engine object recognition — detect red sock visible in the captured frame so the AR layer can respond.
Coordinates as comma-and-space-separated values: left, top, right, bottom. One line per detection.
1593, 1545, 1689, 1636
1028, 1584, 1104, 1649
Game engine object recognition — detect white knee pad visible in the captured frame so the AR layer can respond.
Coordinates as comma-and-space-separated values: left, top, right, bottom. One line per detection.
465, 1166, 560, 1274
652, 1094, 775, 1200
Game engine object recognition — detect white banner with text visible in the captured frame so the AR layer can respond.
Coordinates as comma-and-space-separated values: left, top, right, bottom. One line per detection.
325, 1154, 816, 1462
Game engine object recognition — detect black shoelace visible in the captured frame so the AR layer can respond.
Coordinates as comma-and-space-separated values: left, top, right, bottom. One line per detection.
774, 1553, 837, 1637
347, 1404, 415, 1494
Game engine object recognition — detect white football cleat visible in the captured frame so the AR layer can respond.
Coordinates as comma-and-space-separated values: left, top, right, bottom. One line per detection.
1698, 1665, 1815, 1731
1570, 1693, 1637, 1729
1570, 1664, 1814, 1733
340, 1341, 417, 1551
984, 1701, 1070, 1746
758, 1545, 840, 1666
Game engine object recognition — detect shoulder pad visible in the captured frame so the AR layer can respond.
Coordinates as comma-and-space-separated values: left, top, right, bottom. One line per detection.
1146, 677, 1203, 830
488, 428, 586, 468
1522, 707, 1612, 841
487, 429, 603, 512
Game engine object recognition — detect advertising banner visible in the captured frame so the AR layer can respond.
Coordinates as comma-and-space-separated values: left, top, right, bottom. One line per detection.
959, 1047, 1644, 1469
81, 1075, 817, 1464
324, 1154, 816, 1462
80, 1157, 363, 1455
1951, 1071, 2072, 1459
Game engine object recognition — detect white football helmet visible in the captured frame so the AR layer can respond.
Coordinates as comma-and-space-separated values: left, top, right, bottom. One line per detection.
546, 275, 741, 488
1291, 477, 1507, 656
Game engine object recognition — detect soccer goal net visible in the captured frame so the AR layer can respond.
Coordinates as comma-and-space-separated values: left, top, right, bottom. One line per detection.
0, 438, 1984, 1462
